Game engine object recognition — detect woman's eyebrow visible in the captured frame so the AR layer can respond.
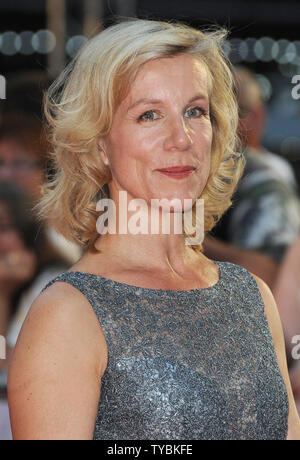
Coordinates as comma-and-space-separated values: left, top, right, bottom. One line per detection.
127, 93, 209, 112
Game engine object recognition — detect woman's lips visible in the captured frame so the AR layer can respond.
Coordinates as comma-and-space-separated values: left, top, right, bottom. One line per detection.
156, 166, 196, 179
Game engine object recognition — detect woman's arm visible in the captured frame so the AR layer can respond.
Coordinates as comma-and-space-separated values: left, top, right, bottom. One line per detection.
272, 235, 300, 364
7, 282, 107, 440
289, 359, 300, 416
251, 273, 300, 440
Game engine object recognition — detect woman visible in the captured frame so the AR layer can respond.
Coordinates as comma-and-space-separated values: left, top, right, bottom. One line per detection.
7, 18, 300, 440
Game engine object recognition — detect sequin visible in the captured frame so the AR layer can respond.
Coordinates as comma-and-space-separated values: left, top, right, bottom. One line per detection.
41, 260, 289, 440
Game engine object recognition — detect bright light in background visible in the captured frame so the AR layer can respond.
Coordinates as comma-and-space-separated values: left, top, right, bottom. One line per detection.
0, 31, 20, 56
0, 32, 299, 73
254, 39, 264, 60
292, 41, 300, 66
244, 38, 257, 63
229, 38, 243, 63
18, 31, 34, 55
238, 40, 248, 61
273, 39, 292, 64
31, 29, 56, 54
256, 74, 272, 101
66, 35, 87, 58
257, 37, 275, 62
284, 42, 297, 64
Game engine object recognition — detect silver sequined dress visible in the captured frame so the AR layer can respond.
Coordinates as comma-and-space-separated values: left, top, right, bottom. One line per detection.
41, 260, 289, 440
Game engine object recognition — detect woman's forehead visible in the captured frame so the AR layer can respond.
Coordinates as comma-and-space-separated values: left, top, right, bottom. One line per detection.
135, 55, 207, 84
123, 55, 210, 108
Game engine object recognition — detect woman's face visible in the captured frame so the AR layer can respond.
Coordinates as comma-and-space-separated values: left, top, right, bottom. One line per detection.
100, 54, 213, 211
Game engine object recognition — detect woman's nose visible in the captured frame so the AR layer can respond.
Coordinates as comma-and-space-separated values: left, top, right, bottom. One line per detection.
163, 116, 193, 152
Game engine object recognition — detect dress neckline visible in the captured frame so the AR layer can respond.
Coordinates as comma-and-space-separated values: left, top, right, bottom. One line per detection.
65, 260, 225, 295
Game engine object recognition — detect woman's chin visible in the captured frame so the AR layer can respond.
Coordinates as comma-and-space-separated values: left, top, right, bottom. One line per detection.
149, 197, 195, 214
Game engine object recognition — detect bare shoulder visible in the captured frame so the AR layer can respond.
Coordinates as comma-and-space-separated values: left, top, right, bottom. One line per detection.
14, 281, 108, 379
7, 281, 107, 439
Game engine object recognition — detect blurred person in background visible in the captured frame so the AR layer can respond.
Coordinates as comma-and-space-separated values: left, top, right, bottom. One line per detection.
204, 66, 300, 290
0, 114, 45, 201
0, 113, 82, 264
0, 182, 69, 375
204, 66, 300, 409
0, 71, 52, 122
0, 182, 70, 440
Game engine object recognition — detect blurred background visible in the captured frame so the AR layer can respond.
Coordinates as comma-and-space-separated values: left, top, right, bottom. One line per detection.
1, 0, 300, 174
0, 0, 300, 440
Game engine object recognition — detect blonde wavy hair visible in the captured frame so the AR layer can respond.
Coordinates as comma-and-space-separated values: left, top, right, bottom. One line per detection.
36, 18, 245, 253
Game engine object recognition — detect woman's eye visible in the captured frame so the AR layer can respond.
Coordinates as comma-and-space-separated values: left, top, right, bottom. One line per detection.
137, 110, 159, 122
185, 106, 207, 118
137, 106, 208, 123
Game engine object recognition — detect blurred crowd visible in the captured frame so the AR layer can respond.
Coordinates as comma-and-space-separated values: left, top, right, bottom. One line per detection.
204, 66, 300, 415
0, 64, 299, 439
0, 72, 82, 438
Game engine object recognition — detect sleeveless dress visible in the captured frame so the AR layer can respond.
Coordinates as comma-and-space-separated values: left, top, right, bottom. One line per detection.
41, 260, 289, 440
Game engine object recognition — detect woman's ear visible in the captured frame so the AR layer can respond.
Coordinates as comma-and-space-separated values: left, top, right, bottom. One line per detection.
97, 142, 109, 166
